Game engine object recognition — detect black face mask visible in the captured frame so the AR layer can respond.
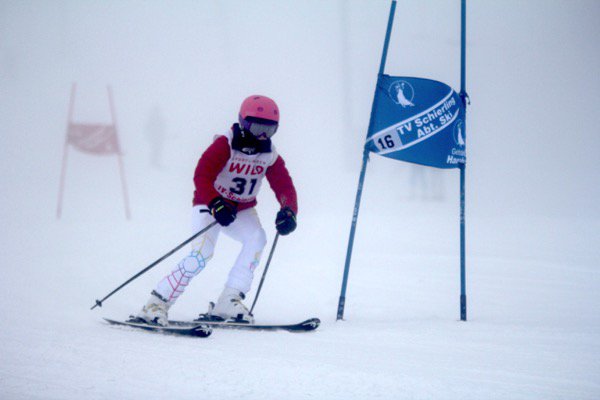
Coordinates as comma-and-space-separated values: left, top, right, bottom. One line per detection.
231, 123, 272, 155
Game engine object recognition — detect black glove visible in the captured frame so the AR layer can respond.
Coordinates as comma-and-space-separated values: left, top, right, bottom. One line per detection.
208, 197, 237, 226
275, 207, 296, 235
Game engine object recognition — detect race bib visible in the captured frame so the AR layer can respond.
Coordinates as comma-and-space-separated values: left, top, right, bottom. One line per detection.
213, 132, 278, 203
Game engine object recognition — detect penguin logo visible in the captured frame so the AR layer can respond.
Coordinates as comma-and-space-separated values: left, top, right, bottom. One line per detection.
389, 80, 415, 108
453, 120, 465, 147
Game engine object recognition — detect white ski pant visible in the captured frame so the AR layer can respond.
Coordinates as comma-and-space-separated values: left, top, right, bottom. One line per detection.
154, 206, 267, 303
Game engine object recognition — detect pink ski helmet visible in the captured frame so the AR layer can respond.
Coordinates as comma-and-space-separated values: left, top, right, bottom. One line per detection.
239, 95, 280, 123
238, 95, 280, 139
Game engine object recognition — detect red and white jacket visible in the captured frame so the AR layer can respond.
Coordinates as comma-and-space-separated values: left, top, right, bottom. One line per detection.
193, 128, 298, 214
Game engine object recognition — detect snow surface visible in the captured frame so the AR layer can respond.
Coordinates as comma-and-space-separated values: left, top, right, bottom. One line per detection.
1, 1, 599, 399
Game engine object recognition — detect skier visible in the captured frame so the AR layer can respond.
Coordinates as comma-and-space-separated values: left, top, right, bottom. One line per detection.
133, 95, 297, 326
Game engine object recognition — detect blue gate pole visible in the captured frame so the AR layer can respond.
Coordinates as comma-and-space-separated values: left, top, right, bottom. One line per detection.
459, 163, 466, 321
459, 0, 468, 321
337, 0, 397, 321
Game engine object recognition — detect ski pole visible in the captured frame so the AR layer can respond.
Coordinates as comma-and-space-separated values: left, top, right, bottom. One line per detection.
249, 232, 280, 315
91, 220, 218, 310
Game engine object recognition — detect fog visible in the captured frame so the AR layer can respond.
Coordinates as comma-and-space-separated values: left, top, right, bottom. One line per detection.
2, 0, 599, 223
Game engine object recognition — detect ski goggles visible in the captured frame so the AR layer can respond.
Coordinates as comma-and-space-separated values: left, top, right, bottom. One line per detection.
241, 117, 278, 139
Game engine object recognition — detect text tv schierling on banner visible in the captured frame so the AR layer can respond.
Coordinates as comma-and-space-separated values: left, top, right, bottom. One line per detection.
365, 75, 466, 169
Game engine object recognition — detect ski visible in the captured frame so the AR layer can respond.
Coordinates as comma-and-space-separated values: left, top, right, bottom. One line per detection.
170, 317, 321, 332
104, 318, 212, 337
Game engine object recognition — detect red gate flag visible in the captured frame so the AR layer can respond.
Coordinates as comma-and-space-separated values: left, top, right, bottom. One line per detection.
67, 123, 120, 155
57, 83, 131, 219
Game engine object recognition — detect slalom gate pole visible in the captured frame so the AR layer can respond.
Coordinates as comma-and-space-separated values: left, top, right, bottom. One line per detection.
249, 233, 280, 315
107, 85, 131, 220
56, 83, 76, 219
459, 0, 468, 321
336, 149, 369, 320
91, 221, 218, 310
336, 0, 397, 321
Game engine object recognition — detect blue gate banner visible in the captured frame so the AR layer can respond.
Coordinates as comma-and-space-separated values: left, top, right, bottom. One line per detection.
365, 75, 466, 168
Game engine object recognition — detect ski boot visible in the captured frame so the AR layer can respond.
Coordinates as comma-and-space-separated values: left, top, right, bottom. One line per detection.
208, 287, 254, 324
129, 291, 170, 327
